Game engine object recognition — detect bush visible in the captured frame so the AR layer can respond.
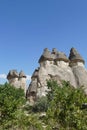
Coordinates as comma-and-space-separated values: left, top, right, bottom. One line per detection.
32, 96, 48, 112
44, 80, 87, 130
0, 83, 25, 129
0, 83, 44, 130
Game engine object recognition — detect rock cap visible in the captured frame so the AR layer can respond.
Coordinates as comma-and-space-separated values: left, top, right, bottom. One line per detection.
7, 70, 19, 79
55, 52, 69, 62
19, 70, 26, 78
31, 68, 39, 79
69, 48, 85, 64
52, 48, 58, 55
38, 48, 55, 63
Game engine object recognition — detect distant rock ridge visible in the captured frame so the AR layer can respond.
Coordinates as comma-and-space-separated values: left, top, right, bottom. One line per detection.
26, 47, 87, 103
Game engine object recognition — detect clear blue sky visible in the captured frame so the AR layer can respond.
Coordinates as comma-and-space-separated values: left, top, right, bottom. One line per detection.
0, 0, 87, 84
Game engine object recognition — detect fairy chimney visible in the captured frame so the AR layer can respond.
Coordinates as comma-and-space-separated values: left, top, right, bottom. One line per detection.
7, 70, 26, 93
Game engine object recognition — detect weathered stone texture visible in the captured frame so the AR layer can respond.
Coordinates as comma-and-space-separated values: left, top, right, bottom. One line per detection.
7, 70, 26, 93
27, 47, 87, 101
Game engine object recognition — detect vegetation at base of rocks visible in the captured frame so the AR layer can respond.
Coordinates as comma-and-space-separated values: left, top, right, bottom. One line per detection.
32, 96, 48, 113
44, 80, 87, 130
24, 96, 48, 113
0, 83, 43, 130
1, 81, 87, 130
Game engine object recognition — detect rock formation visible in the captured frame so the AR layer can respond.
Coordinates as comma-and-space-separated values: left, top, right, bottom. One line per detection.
7, 70, 26, 93
27, 47, 87, 102
69, 48, 87, 93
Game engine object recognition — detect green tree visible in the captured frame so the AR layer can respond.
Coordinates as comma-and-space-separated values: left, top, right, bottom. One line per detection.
44, 80, 87, 130
0, 83, 44, 130
0, 83, 25, 129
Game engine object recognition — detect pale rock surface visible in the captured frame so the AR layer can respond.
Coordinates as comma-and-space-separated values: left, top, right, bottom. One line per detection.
69, 48, 87, 93
7, 70, 26, 93
7, 47, 87, 102
27, 47, 87, 102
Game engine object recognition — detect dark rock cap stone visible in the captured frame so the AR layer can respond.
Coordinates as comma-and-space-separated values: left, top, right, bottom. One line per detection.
38, 48, 55, 63
31, 69, 39, 79
69, 48, 85, 64
52, 48, 58, 54
7, 70, 19, 79
19, 71, 26, 78
55, 52, 69, 62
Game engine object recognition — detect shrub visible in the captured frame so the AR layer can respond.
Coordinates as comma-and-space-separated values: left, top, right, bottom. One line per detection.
32, 96, 48, 112
44, 80, 87, 130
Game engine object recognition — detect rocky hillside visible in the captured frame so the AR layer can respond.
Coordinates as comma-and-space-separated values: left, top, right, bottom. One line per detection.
26, 48, 87, 103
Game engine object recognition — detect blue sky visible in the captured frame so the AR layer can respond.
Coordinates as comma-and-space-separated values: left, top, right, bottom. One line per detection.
0, 0, 87, 84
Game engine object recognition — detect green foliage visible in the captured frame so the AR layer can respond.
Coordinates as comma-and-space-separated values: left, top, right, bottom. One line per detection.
0, 83, 43, 130
44, 80, 87, 130
0, 83, 25, 129
9, 111, 43, 130
1, 81, 87, 130
32, 96, 48, 112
